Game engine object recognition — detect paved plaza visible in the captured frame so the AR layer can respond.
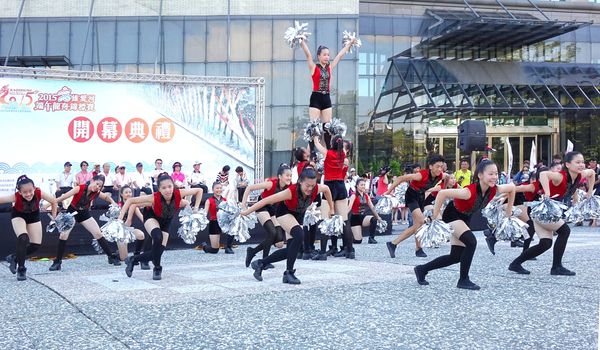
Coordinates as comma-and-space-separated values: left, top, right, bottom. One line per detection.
1, 225, 598, 349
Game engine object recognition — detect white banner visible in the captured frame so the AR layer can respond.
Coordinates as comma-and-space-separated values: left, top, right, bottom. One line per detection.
566, 139, 574, 153
529, 140, 537, 167
505, 137, 513, 183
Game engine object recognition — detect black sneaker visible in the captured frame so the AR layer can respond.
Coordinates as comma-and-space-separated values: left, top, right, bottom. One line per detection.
415, 248, 427, 258
302, 252, 313, 260
485, 232, 497, 255
16, 267, 26, 281
511, 240, 524, 248
326, 245, 338, 256
456, 278, 480, 290
508, 263, 530, 275
251, 260, 264, 281
263, 263, 275, 270
333, 249, 346, 258
224, 247, 234, 254
414, 265, 429, 285
283, 269, 301, 284
153, 266, 162, 280
311, 252, 327, 261
49, 260, 62, 271
368, 237, 377, 244
550, 266, 576, 276
6, 254, 16, 274
245, 247, 255, 267
345, 249, 356, 259
108, 253, 121, 266
125, 256, 135, 277
386, 242, 397, 258
140, 261, 151, 270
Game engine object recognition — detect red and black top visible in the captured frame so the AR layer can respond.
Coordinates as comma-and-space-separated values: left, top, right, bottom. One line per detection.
312, 64, 331, 92
324, 150, 346, 181
207, 195, 226, 221
261, 178, 286, 199
549, 170, 580, 201
150, 189, 182, 219
410, 169, 443, 194
70, 184, 99, 211
297, 161, 308, 178
351, 192, 369, 215
524, 181, 542, 202
454, 183, 497, 215
13, 187, 42, 213
284, 183, 320, 213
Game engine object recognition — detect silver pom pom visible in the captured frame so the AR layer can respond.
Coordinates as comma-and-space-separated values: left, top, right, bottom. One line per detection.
494, 216, 528, 241
46, 211, 77, 233
415, 219, 453, 248
217, 201, 257, 243
481, 196, 506, 229
316, 152, 325, 174
324, 118, 347, 137
100, 219, 136, 244
376, 219, 387, 233
303, 120, 322, 142
342, 30, 362, 53
99, 204, 120, 222
570, 194, 600, 222
177, 206, 210, 244
318, 214, 344, 236
284, 21, 311, 49
528, 197, 567, 223
303, 203, 322, 227
375, 195, 393, 215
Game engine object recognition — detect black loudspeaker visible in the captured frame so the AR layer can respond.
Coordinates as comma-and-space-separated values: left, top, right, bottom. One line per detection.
458, 120, 487, 152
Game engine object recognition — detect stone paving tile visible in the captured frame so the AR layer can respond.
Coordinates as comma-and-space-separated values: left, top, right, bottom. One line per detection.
0, 225, 597, 349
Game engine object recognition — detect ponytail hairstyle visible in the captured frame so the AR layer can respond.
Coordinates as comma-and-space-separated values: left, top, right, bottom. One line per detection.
292, 147, 307, 166
565, 151, 582, 164
317, 45, 329, 57
531, 166, 549, 182
16, 175, 34, 191
299, 166, 317, 182
157, 172, 174, 188
473, 159, 496, 184
90, 174, 106, 187
119, 185, 132, 204
355, 178, 366, 194
277, 163, 292, 177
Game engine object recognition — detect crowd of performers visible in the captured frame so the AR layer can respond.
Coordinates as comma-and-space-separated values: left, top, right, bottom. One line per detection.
2, 29, 598, 290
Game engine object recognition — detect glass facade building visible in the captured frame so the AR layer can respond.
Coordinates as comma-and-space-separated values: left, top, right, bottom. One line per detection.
2, 0, 600, 175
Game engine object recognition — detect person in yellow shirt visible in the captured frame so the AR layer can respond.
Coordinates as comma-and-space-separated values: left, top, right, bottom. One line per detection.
454, 160, 472, 187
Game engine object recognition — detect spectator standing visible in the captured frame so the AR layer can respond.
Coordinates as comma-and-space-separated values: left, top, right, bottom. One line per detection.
454, 160, 472, 187
234, 166, 248, 202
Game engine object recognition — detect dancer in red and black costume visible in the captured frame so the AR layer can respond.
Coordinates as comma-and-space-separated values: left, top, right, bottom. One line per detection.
202, 182, 235, 254
312, 134, 356, 259
242, 167, 334, 284
385, 155, 447, 258
414, 160, 516, 290
508, 151, 596, 276
1, 175, 57, 280
120, 173, 202, 280
348, 178, 382, 244
50, 174, 119, 271
242, 164, 292, 268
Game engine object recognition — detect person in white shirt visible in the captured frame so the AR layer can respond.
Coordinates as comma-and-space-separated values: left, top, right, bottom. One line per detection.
188, 161, 208, 195
100, 162, 117, 201
113, 165, 131, 191
151, 158, 164, 192
131, 162, 152, 196
54, 161, 74, 208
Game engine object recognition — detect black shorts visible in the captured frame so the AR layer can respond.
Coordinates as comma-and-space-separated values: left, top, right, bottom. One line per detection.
276, 204, 304, 225
11, 210, 40, 224
423, 194, 435, 208
67, 206, 92, 223
514, 193, 526, 207
143, 207, 172, 232
350, 213, 366, 227
257, 204, 276, 217
324, 180, 347, 201
405, 187, 425, 212
442, 201, 471, 224
208, 220, 222, 235
309, 91, 332, 110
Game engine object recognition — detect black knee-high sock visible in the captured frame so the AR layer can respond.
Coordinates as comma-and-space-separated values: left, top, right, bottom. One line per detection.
203, 234, 220, 254
26, 242, 41, 256
136, 228, 162, 263
512, 238, 553, 265
303, 226, 312, 252
96, 237, 114, 257
286, 226, 304, 270
420, 245, 464, 273
309, 224, 316, 250
261, 248, 288, 265
251, 220, 276, 257
343, 220, 353, 252
142, 231, 152, 252
369, 217, 378, 238
522, 219, 536, 251
552, 223, 571, 269
56, 239, 67, 261
150, 228, 165, 267
320, 225, 329, 252
15, 233, 29, 268
323, 124, 332, 150
458, 230, 477, 280
331, 235, 338, 249
134, 237, 145, 255
226, 235, 234, 248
